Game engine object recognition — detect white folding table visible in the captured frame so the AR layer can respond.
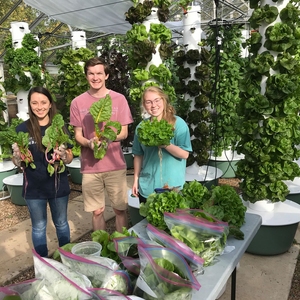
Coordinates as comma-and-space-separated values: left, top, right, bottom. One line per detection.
130, 212, 262, 300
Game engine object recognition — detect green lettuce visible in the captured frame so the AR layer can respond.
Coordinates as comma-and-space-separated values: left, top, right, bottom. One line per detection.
137, 117, 174, 147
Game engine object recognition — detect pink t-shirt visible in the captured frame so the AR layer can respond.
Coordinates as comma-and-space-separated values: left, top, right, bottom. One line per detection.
70, 90, 133, 173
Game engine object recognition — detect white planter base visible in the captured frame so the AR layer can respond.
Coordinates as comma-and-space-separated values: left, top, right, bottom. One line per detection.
185, 163, 223, 181
248, 200, 275, 212
246, 200, 300, 255
246, 200, 300, 226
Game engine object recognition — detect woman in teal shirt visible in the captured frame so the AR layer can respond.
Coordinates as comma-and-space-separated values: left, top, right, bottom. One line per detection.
132, 86, 192, 203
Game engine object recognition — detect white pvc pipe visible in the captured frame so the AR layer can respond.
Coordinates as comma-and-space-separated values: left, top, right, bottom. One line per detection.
0, 63, 8, 123
16, 90, 29, 120
144, 7, 162, 68
71, 31, 86, 50
10, 21, 30, 49
183, 4, 202, 50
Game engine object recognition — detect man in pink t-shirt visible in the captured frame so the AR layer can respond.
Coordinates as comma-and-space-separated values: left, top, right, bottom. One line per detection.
70, 57, 133, 232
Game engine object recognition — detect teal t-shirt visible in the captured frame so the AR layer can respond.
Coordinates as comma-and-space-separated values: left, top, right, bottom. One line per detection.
132, 116, 192, 198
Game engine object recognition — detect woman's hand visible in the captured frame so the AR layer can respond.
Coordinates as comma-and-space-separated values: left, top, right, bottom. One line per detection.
12, 143, 21, 166
54, 144, 71, 164
132, 182, 139, 197
54, 144, 66, 157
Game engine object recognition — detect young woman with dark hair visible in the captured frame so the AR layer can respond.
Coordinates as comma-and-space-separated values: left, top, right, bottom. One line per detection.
12, 86, 73, 257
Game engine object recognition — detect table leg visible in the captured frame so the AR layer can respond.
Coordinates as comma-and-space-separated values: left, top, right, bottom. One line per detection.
231, 267, 237, 300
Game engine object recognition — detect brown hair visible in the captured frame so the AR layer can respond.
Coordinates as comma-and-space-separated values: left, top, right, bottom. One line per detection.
26, 86, 57, 151
142, 86, 176, 126
84, 57, 110, 76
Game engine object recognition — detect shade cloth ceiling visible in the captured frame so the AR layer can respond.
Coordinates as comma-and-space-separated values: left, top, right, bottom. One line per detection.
23, 0, 178, 34
24, 0, 248, 38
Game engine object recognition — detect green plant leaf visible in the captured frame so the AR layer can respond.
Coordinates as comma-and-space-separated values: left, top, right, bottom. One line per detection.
89, 95, 122, 160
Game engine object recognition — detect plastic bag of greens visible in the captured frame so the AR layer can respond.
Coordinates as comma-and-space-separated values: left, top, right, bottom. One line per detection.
133, 245, 200, 300
59, 248, 119, 288
33, 249, 93, 299
0, 286, 22, 299
176, 208, 229, 228
5, 278, 54, 300
89, 287, 130, 299
102, 270, 132, 295
59, 248, 130, 295
164, 212, 229, 267
146, 223, 205, 275
113, 236, 158, 276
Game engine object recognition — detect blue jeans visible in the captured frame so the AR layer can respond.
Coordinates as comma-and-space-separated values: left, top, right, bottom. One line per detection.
25, 196, 70, 257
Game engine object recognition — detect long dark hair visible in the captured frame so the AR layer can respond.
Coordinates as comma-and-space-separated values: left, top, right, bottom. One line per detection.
26, 86, 57, 151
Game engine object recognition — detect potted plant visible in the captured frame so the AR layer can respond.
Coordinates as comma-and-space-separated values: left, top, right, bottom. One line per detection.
236, 0, 300, 255
204, 24, 245, 178
54, 47, 94, 121
3, 34, 43, 94
125, 0, 177, 106
0, 129, 18, 190
181, 46, 212, 168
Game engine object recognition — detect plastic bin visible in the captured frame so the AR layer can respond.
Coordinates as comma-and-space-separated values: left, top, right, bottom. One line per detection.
3, 173, 26, 206
128, 189, 144, 226
66, 157, 82, 184
0, 161, 17, 191
71, 241, 102, 257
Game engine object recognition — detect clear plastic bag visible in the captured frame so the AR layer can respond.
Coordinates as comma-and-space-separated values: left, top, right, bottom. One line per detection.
6, 278, 56, 300
59, 248, 119, 288
59, 248, 131, 295
89, 287, 131, 299
164, 212, 229, 266
146, 223, 205, 275
176, 208, 229, 228
133, 245, 200, 300
113, 236, 158, 276
0, 285, 22, 299
33, 249, 93, 299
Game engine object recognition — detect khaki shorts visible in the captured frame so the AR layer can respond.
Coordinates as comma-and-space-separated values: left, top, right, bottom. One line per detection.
82, 169, 128, 212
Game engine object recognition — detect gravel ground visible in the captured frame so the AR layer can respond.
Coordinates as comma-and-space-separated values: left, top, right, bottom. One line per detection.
1, 176, 299, 299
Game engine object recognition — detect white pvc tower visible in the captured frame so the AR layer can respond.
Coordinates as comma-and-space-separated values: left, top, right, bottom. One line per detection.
183, 3, 202, 51
144, 7, 162, 68
10, 21, 30, 49
183, 3, 202, 103
10, 22, 32, 120
0, 63, 8, 123
71, 31, 86, 50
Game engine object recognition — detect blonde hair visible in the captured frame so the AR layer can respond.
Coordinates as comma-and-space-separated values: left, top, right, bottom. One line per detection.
142, 86, 176, 126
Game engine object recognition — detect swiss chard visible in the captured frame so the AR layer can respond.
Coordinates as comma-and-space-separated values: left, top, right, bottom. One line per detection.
89, 95, 122, 160
3, 124, 36, 169
42, 114, 73, 176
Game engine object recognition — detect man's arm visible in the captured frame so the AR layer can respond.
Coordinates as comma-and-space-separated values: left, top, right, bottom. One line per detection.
115, 125, 128, 142
73, 126, 92, 148
74, 125, 128, 149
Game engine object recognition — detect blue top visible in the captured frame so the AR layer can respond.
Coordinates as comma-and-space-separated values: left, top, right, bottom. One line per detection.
132, 116, 192, 198
16, 122, 70, 199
